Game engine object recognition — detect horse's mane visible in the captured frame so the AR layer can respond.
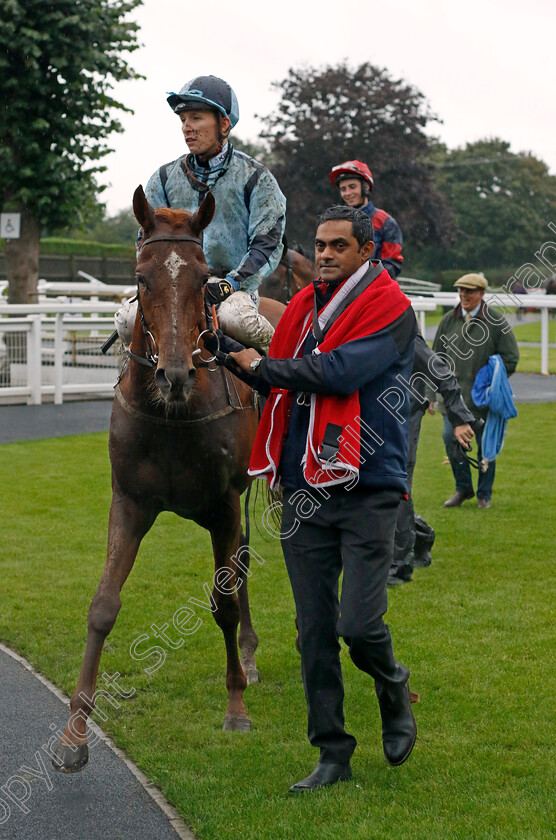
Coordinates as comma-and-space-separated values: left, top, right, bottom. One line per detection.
155, 207, 193, 229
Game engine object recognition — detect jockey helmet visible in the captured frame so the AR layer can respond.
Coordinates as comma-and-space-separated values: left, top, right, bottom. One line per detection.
167, 76, 240, 128
329, 160, 374, 192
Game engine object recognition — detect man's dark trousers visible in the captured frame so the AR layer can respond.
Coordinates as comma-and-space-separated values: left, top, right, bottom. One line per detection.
281, 485, 410, 764
391, 405, 424, 579
442, 415, 495, 501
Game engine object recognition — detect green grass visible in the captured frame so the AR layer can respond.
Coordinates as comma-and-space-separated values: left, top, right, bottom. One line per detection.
515, 345, 556, 374
511, 319, 556, 343
424, 310, 556, 373
1, 406, 555, 839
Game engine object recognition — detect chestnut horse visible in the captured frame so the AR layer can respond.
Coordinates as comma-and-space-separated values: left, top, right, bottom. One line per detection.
54, 186, 284, 772
258, 245, 315, 304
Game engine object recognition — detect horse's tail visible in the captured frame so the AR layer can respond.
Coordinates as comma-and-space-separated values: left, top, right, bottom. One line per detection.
244, 480, 282, 543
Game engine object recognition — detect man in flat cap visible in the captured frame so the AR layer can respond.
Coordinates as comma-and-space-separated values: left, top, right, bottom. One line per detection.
432, 274, 519, 508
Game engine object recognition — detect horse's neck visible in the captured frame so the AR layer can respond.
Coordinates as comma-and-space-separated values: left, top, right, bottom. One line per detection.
294, 253, 315, 289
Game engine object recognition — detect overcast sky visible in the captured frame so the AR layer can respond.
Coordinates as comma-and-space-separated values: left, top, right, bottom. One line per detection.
100, 0, 555, 215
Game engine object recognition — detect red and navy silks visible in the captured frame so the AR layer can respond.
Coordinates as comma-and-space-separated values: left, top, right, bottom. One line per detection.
248, 265, 411, 489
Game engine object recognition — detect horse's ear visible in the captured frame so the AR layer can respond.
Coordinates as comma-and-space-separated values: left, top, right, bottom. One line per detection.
189, 191, 215, 238
133, 186, 157, 235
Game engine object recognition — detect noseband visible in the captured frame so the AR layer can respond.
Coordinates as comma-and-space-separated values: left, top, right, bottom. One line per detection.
127, 233, 204, 370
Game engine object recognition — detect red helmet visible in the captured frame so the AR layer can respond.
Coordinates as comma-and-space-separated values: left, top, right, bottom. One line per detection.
329, 160, 374, 191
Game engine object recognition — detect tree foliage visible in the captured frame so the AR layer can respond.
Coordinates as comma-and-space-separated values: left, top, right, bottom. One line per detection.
428, 139, 556, 271
258, 62, 455, 252
0, 0, 142, 300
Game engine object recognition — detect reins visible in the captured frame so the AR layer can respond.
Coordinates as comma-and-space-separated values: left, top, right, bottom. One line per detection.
281, 249, 294, 304
278, 248, 314, 304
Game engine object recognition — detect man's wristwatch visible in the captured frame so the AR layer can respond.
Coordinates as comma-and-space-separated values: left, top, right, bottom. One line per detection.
249, 357, 262, 373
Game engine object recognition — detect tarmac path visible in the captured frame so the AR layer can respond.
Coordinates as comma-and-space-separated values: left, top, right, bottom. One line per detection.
0, 645, 194, 840
0, 399, 196, 838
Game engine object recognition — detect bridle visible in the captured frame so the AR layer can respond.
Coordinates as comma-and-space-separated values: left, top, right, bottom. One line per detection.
280, 249, 294, 304
279, 249, 308, 304
453, 418, 486, 471
277, 248, 315, 304
126, 233, 213, 370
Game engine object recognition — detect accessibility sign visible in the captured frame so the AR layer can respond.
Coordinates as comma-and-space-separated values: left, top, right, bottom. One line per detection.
1, 213, 21, 239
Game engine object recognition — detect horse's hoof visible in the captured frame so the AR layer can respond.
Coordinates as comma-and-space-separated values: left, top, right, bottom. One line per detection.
222, 714, 252, 732
246, 667, 260, 685
51, 741, 89, 773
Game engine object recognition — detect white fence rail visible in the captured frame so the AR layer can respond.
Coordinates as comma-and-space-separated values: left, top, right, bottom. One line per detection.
419, 292, 556, 375
0, 302, 121, 404
1, 295, 555, 405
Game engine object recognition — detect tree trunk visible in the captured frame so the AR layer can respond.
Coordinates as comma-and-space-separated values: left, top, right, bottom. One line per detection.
3, 211, 40, 378
5, 210, 40, 303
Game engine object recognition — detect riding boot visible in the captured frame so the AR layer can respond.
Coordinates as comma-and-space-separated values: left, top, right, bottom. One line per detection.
413, 514, 435, 567
114, 297, 138, 347
375, 680, 417, 766
217, 291, 275, 355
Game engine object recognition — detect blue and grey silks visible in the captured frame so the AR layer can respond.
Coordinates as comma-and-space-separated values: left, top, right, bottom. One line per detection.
145, 144, 286, 296
471, 354, 517, 461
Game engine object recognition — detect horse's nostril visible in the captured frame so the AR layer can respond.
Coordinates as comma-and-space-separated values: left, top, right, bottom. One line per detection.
155, 368, 171, 393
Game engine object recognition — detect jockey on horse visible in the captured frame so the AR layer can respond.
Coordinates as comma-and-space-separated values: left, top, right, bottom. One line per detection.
116, 75, 286, 355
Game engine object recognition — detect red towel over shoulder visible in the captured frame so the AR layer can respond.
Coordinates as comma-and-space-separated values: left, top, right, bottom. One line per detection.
249, 266, 411, 489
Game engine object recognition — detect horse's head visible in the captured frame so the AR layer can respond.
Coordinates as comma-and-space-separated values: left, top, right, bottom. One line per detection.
259, 247, 316, 304
132, 185, 215, 405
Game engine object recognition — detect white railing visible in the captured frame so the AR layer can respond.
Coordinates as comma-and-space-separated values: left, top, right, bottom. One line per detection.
1, 294, 555, 405
0, 302, 121, 404
0, 272, 134, 305
416, 292, 556, 375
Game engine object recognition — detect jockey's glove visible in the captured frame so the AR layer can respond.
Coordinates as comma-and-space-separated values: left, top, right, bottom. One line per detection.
205, 276, 238, 305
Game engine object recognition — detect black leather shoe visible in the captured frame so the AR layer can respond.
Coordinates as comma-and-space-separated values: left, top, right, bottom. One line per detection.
443, 489, 475, 508
477, 498, 491, 509
289, 761, 352, 793
377, 682, 417, 766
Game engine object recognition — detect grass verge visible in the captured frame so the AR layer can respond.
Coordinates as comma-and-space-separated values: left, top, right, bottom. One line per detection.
0, 405, 554, 839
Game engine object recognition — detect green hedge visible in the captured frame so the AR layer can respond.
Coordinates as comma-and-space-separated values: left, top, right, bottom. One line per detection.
0, 237, 135, 258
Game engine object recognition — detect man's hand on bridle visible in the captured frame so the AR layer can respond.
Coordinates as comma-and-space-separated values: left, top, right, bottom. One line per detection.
229, 348, 261, 373
453, 423, 475, 448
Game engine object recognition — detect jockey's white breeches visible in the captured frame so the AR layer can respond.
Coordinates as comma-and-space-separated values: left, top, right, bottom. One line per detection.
114, 290, 274, 356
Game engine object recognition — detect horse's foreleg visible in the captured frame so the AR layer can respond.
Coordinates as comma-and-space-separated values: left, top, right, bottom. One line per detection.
236, 528, 259, 685
53, 492, 154, 772
206, 494, 251, 732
